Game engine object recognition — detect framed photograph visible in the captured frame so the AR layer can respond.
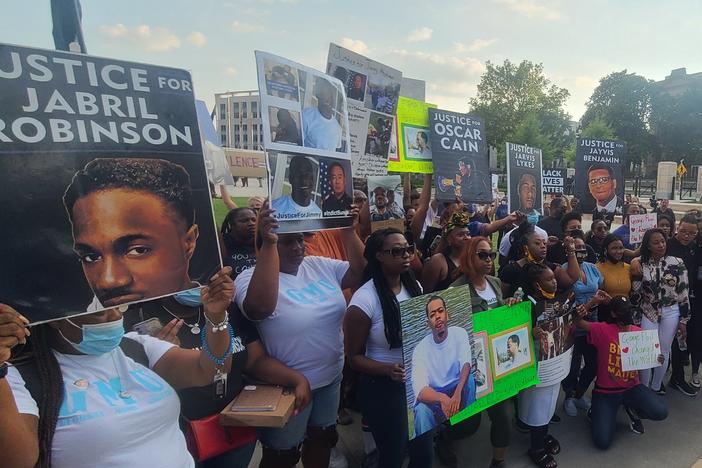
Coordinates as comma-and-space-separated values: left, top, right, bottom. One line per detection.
473, 331, 493, 399
490, 324, 534, 379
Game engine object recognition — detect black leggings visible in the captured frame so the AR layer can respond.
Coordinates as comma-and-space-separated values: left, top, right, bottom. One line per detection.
442, 398, 511, 448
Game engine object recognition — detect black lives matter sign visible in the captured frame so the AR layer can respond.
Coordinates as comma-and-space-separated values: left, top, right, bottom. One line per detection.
0, 44, 221, 322
542, 168, 566, 194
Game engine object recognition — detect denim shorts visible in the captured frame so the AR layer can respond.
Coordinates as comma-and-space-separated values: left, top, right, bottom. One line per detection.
258, 374, 341, 450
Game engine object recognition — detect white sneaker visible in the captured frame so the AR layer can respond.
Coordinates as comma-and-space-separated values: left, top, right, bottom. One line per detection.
574, 396, 592, 411
329, 447, 349, 468
692, 373, 701, 389
563, 397, 577, 416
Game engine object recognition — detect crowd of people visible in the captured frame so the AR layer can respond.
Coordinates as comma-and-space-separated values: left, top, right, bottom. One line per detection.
1, 176, 701, 468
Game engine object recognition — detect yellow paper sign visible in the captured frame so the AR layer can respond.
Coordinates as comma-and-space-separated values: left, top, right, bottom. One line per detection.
388, 96, 437, 174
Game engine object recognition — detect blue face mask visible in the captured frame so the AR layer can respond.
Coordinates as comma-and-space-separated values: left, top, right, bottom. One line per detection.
62, 318, 125, 355
174, 287, 203, 307
527, 213, 540, 225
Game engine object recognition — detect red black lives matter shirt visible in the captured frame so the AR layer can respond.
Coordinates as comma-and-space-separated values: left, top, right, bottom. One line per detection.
588, 322, 641, 393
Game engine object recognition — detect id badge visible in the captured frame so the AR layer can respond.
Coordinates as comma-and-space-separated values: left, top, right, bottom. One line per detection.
213, 369, 227, 399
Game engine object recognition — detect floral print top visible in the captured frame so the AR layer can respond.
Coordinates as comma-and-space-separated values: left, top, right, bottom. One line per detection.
631, 255, 690, 324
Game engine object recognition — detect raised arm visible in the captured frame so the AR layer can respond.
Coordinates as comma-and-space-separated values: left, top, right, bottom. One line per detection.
341, 206, 367, 290
481, 212, 520, 236
242, 207, 280, 320
410, 174, 433, 241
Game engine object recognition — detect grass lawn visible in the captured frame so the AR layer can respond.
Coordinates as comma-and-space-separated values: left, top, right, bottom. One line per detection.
211, 197, 250, 228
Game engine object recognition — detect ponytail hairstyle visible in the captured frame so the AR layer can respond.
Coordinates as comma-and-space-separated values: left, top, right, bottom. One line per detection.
507, 221, 536, 262
363, 228, 423, 348
524, 262, 551, 298
12, 325, 64, 467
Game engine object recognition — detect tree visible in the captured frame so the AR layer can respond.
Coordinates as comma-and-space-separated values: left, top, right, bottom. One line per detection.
510, 112, 555, 165
469, 60, 572, 167
581, 70, 658, 168
650, 82, 702, 166
563, 117, 616, 166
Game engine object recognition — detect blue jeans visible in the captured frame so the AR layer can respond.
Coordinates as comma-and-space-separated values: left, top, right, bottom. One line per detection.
414, 373, 477, 437
359, 374, 434, 468
258, 375, 341, 450
591, 385, 668, 450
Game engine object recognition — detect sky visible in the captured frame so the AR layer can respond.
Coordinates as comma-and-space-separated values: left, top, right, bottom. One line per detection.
2, 0, 702, 120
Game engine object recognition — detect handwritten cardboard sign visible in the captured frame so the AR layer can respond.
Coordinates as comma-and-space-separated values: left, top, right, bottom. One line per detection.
619, 330, 661, 372
628, 213, 657, 244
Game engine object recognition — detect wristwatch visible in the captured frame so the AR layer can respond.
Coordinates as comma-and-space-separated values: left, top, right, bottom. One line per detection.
0, 363, 7, 379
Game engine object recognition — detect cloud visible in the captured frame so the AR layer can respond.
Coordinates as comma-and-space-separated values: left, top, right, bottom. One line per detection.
453, 38, 498, 53
225, 66, 239, 77
339, 37, 369, 55
99, 24, 189, 52
186, 31, 207, 48
492, 0, 561, 20
406, 26, 433, 43
573, 75, 599, 89
389, 49, 485, 75
231, 20, 265, 33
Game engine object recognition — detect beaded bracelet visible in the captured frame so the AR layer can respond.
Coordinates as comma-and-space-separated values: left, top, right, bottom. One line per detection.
200, 322, 235, 367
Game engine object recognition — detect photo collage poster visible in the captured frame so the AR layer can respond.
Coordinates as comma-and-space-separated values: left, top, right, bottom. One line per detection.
575, 138, 627, 214
532, 292, 577, 387
0, 43, 221, 323
506, 142, 543, 217
388, 96, 436, 174
428, 109, 491, 203
327, 43, 402, 177
256, 51, 353, 232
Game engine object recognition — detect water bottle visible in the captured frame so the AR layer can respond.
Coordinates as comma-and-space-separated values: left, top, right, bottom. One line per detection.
513, 287, 524, 302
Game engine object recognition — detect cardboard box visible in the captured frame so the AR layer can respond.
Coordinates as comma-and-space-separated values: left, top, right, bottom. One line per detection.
220, 388, 296, 428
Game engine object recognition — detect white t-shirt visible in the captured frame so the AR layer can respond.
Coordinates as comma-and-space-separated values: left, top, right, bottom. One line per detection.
302, 107, 342, 151
499, 225, 548, 257
272, 195, 322, 219
348, 280, 412, 364
7, 333, 192, 468
474, 283, 498, 308
411, 326, 472, 399
235, 256, 349, 390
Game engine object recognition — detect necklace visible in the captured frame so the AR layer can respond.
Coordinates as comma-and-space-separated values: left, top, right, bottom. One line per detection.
162, 304, 202, 335
58, 349, 132, 399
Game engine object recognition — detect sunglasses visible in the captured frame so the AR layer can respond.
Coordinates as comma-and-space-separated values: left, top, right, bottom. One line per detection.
383, 245, 416, 258
477, 251, 497, 261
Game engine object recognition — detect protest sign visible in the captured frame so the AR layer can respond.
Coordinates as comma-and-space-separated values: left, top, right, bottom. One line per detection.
401, 286, 475, 439
575, 138, 627, 214
532, 293, 576, 387
367, 175, 405, 232
429, 109, 491, 203
196, 100, 236, 188
542, 168, 566, 195
255, 51, 353, 233
0, 43, 221, 323
506, 142, 543, 216
327, 43, 402, 177
491, 174, 500, 201
388, 96, 436, 174
629, 213, 657, 244
620, 329, 662, 372
451, 300, 538, 424
224, 148, 267, 178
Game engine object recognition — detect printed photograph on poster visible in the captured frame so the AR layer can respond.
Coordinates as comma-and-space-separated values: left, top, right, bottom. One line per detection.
256, 51, 350, 157
268, 151, 353, 232
542, 168, 566, 195
490, 325, 534, 378
473, 332, 493, 398
506, 142, 543, 217
367, 176, 405, 232
429, 109, 491, 203
404, 125, 433, 160
532, 292, 577, 387
0, 44, 221, 323
196, 100, 236, 188
327, 43, 402, 177
575, 138, 627, 214
400, 285, 477, 439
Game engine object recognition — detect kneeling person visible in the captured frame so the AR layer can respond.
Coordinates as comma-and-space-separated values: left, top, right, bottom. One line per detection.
412, 296, 476, 436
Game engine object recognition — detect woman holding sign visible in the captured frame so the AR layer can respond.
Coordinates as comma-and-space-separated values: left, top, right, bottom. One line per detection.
575, 296, 667, 449
0, 267, 237, 468
631, 228, 690, 396
448, 236, 518, 468
345, 228, 433, 468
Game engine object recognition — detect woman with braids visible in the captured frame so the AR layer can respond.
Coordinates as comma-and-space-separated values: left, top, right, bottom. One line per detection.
498, 222, 580, 298
0, 266, 236, 468
443, 236, 518, 468
220, 207, 258, 279
344, 228, 432, 468
235, 205, 365, 468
